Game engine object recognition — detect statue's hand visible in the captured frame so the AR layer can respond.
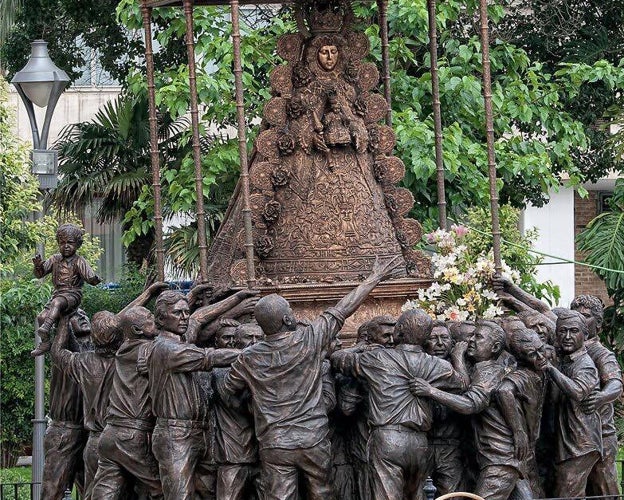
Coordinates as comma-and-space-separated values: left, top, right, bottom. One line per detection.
409, 378, 433, 397
313, 133, 329, 153
580, 390, 600, 414
235, 289, 260, 300
33, 254, 43, 266
514, 429, 530, 461
491, 275, 512, 292
148, 281, 170, 295
370, 255, 403, 282
451, 341, 468, 359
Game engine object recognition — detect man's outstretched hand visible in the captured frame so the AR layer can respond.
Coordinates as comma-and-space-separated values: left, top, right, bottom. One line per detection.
370, 255, 404, 282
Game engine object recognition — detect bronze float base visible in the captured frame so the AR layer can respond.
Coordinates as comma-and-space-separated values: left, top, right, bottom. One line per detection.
252, 277, 431, 342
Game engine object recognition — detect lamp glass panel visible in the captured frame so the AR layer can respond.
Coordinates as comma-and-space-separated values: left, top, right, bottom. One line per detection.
20, 81, 54, 108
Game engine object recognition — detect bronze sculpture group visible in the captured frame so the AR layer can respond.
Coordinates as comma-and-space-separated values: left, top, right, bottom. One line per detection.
29, 1, 621, 498
35, 230, 621, 499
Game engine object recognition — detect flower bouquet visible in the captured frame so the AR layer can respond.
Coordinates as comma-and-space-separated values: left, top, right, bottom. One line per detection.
402, 225, 520, 321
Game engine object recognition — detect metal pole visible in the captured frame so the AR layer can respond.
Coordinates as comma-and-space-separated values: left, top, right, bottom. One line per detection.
32, 234, 45, 500
183, 0, 210, 283
377, 0, 392, 127
478, 0, 502, 273
141, 1, 165, 282
230, 0, 256, 288
427, 0, 447, 230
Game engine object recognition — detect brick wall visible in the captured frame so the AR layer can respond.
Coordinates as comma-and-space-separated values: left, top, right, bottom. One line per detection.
574, 191, 613, 306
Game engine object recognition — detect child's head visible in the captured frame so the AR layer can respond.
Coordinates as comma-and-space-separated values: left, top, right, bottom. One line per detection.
56, 224, 84, 257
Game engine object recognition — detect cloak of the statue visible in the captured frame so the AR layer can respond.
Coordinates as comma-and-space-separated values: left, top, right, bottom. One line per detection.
206, 2, 430, 287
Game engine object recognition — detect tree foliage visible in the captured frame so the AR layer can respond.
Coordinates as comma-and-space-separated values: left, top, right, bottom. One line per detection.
113, 0, 624, 257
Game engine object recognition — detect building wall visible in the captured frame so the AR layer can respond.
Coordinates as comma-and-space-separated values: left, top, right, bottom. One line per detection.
574, 190, 612, 306
524, 189, 576, 307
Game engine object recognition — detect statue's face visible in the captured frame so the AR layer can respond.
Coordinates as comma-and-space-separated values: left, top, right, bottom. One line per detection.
369, 321, 395, 347
58, 235, 79, 258
571, 305, 598, 339
238, 325, 265, 348
70, 310, 91, 337
216, 326, 238, 348
556, 317, 585, 354
467, 326, 498, 362
317, 44, 339, 71
425, 325, 452, 358
523, 314, 552, 343
162, 299, 190, 336
519, 336, 546, 370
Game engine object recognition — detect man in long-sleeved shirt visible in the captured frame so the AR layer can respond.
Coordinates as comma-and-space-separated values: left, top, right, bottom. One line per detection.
220, 257, 401, 500
410, 320, 525, 500
41, 309, 91, 499
89, 283, 168, 500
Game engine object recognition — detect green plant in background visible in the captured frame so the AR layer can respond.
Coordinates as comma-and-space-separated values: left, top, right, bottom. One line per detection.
577, 177, 624, 355
81, 264, 149, 318
461, 205, 561, 305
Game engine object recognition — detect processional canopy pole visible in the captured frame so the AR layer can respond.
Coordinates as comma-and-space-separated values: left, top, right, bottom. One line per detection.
183, 0, 211, 283
478, 0, 502, 273
377, 0, 392, 127
141, 1, 166, 282
230, 0, 257, 289
426, 0, 447, 230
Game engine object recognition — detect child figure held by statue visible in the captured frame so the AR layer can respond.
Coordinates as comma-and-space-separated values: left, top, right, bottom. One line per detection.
31, 223, 101, 357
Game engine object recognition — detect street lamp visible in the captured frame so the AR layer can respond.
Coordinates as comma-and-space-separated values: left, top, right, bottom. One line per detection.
11, 39, 69, 189
11, 39, 69, 500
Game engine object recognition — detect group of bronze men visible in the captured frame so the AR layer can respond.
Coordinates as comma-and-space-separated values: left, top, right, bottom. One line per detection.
40, 258, 621, 500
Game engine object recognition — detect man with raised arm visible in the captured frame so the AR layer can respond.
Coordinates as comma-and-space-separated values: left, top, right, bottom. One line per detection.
410, 320, 531, 500
569, 295, 623, 497
220, 257, 402, 500
147, 289, 256, 500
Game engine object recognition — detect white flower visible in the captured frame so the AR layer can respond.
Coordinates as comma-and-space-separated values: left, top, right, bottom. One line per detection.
483, 304, 504, 319
482, 289, 499, 301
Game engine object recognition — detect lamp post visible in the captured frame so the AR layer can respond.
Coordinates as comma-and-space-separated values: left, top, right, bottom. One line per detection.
11, 39, 69, 500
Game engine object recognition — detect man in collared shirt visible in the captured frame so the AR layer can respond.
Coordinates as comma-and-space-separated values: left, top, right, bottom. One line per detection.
148, 289, 253, 500
334, 308, 466, 500
212, 323, 264, 500
410, 320, 527, 500
538, 308, 603, 497
570, 295, 623, 497
41, 309, 90, 499
221, 257, 401, 500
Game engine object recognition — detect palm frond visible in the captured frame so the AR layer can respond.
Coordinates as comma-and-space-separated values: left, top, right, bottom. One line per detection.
577, 204, 624, 293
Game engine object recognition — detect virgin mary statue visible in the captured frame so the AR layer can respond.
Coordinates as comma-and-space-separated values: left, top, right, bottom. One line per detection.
206, 0, 428, 286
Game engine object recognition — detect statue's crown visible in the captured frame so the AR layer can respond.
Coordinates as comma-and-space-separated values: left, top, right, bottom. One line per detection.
298, 0, 347, 35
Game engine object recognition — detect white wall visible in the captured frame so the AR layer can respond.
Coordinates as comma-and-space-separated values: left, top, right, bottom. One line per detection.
523, 188, 576, 307
9, 86, 122, 146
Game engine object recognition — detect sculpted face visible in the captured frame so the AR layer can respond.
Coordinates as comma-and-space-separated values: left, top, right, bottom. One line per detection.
317, 44, 339, 71
162, 299, 190, 336
425, 325, 452, 358
58, 235, 79, 258
523, 314, 553, 343
556, 317, 585, 354
237, 324, 264, 348
216, 326, 238, 349
369, 321, 395, 347
572, 305, 597, 339
467, 326, 499, 362
70, 309, 91, 337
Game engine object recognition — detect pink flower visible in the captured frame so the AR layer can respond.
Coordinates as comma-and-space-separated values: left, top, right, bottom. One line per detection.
452, 224, 469, 238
